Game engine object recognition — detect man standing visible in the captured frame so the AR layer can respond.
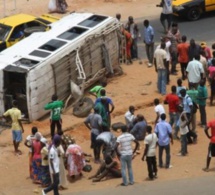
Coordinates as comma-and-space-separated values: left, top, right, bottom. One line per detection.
44, 94, 64, 139
202, 120, 215, 172
177, 35, 189, 80
164, 85, 180, 139
2, 100, 25, 155
143, 19, 154, 67
142, 125, 158, 180
125, 16, 139, 60
154, 42, 167, 95
188, 39, 201, 61
197, 79, 208, 128
157, 0, 173, 33
116, 125, 139, 186
180, 89, 198, 144
124, 105, 136, 130
186, 54, 204, 89
155, 113, 173, 169
154, 98, 165, 125
84, 107, 103, 163
42, 134, 61, 195
89, 81, 107, 98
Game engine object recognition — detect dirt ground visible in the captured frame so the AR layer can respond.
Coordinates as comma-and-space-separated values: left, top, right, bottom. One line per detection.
0, 0, 215, 195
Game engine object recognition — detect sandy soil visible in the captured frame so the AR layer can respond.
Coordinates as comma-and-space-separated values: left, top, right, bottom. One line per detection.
0, 0, 215, 195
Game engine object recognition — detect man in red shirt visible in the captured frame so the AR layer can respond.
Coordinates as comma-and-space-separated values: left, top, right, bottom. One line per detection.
177, 35, 189, 80
203, 119, 215, 172
164, 85, 180, 139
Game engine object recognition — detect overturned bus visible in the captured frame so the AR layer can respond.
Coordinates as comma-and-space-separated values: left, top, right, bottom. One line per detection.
0, 12, 124, 121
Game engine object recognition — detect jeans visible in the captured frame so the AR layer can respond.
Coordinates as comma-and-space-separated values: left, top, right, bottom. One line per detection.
50, 119, 62, 139
44, 173, 59, 195
180, 62, 188, 79
157, 69, 167, 95
145, 43, 154, 64
158, 144, 171, 168
169, 112, 179, 137
199, 105, 207, 125
146, 156, 157, 179
166, 61, 170, 83
170, 51, 178, 73
180, 134, 187, 155
131, 38, 138, 59
120, 155, 134, 185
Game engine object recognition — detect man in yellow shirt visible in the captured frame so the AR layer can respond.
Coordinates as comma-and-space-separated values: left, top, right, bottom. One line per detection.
3, 100, 25, 155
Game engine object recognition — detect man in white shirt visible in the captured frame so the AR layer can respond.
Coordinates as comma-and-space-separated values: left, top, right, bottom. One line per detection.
186, 54, 204, 89
115, 125, 139, 186
157, 0, 173, 32
42, 135, 61, 195
154, 42, 167, 95
154, 98, 165, 125
124, 105, 136, 130
142, 125, 158, 180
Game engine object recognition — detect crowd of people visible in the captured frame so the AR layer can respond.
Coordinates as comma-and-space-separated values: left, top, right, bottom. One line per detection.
1, 0, 215, 194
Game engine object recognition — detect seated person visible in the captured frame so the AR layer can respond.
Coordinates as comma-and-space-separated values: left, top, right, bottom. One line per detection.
88, 152, 121, 182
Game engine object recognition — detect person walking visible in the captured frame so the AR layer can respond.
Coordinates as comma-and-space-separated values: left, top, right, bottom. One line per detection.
115, 125, 139, 186
177, 35, 189, 80
44, 94, 64, 139
143, 19, 154, 67
164, 85, 180, 139
188, 39, 201, 61
203, 119, 215, 172
142, 125, 158, 180
84, 107, 103, 163
2, 100, 25, 155
124, 105, 136, 130
197, 79, 208, 128
157, 0, 173, 33
154, 42, 167, 95
154, 98, 165, 125
42, 135, 61, 195
155, 113, 173, 169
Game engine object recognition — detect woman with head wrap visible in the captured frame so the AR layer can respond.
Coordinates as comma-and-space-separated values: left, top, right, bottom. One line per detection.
32, 132, 43, 184
40, 137, 51, 187
66, 140, 86, 179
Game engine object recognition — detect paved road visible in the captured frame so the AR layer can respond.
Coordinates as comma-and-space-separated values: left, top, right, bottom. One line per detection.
64, 175, 215, 195
135, 13, 215, 59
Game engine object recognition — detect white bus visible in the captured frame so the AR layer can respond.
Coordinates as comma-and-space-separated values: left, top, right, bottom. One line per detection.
0, 12, 124, 121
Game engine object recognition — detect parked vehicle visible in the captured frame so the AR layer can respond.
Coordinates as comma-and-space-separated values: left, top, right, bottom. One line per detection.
0, 13, 59, 51
0, 12, 124, 121
172, 0, 215, 21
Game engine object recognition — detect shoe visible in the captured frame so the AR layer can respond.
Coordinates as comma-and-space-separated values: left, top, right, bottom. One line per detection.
154, 173, 158, 179
145, 177, 154, 181
148, 63, 152, 67
129, 182, 134, 185
42, 190, 46, 195
177, 153, 185, 156
166, 165, 173, 169
202, 168, 209, 172
120, 183, 128, 186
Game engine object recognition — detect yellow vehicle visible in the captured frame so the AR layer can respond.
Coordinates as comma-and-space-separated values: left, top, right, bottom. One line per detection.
173, 0, 215, 21
0, 13, 59, 52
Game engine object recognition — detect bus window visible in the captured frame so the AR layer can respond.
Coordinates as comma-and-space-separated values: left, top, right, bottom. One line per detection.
58, 27, 88, 40
39, 39, 67, 52
14, 58, 40, 67
29, 50, 51, 58
78, 15, 108, 28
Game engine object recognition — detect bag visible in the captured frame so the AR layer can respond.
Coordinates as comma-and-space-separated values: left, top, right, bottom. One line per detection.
82, 164, 92, 172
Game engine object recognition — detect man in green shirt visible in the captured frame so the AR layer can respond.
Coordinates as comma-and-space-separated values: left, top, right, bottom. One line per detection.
89, 81, 107, 98
44, 94, 64, 139
197, 79, 208, 127
186, 84, 198, 143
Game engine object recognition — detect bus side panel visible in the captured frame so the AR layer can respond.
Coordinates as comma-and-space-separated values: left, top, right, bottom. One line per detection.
0, 70, 4, 116
28, 64, 55, 121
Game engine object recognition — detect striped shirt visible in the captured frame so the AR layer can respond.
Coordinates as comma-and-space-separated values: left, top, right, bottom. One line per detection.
116, 133, 135, 156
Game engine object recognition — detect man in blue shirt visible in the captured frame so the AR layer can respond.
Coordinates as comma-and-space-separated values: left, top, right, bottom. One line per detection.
155, 113, 173, 169
180, 88, 198, 144
143, 20, 154, 67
